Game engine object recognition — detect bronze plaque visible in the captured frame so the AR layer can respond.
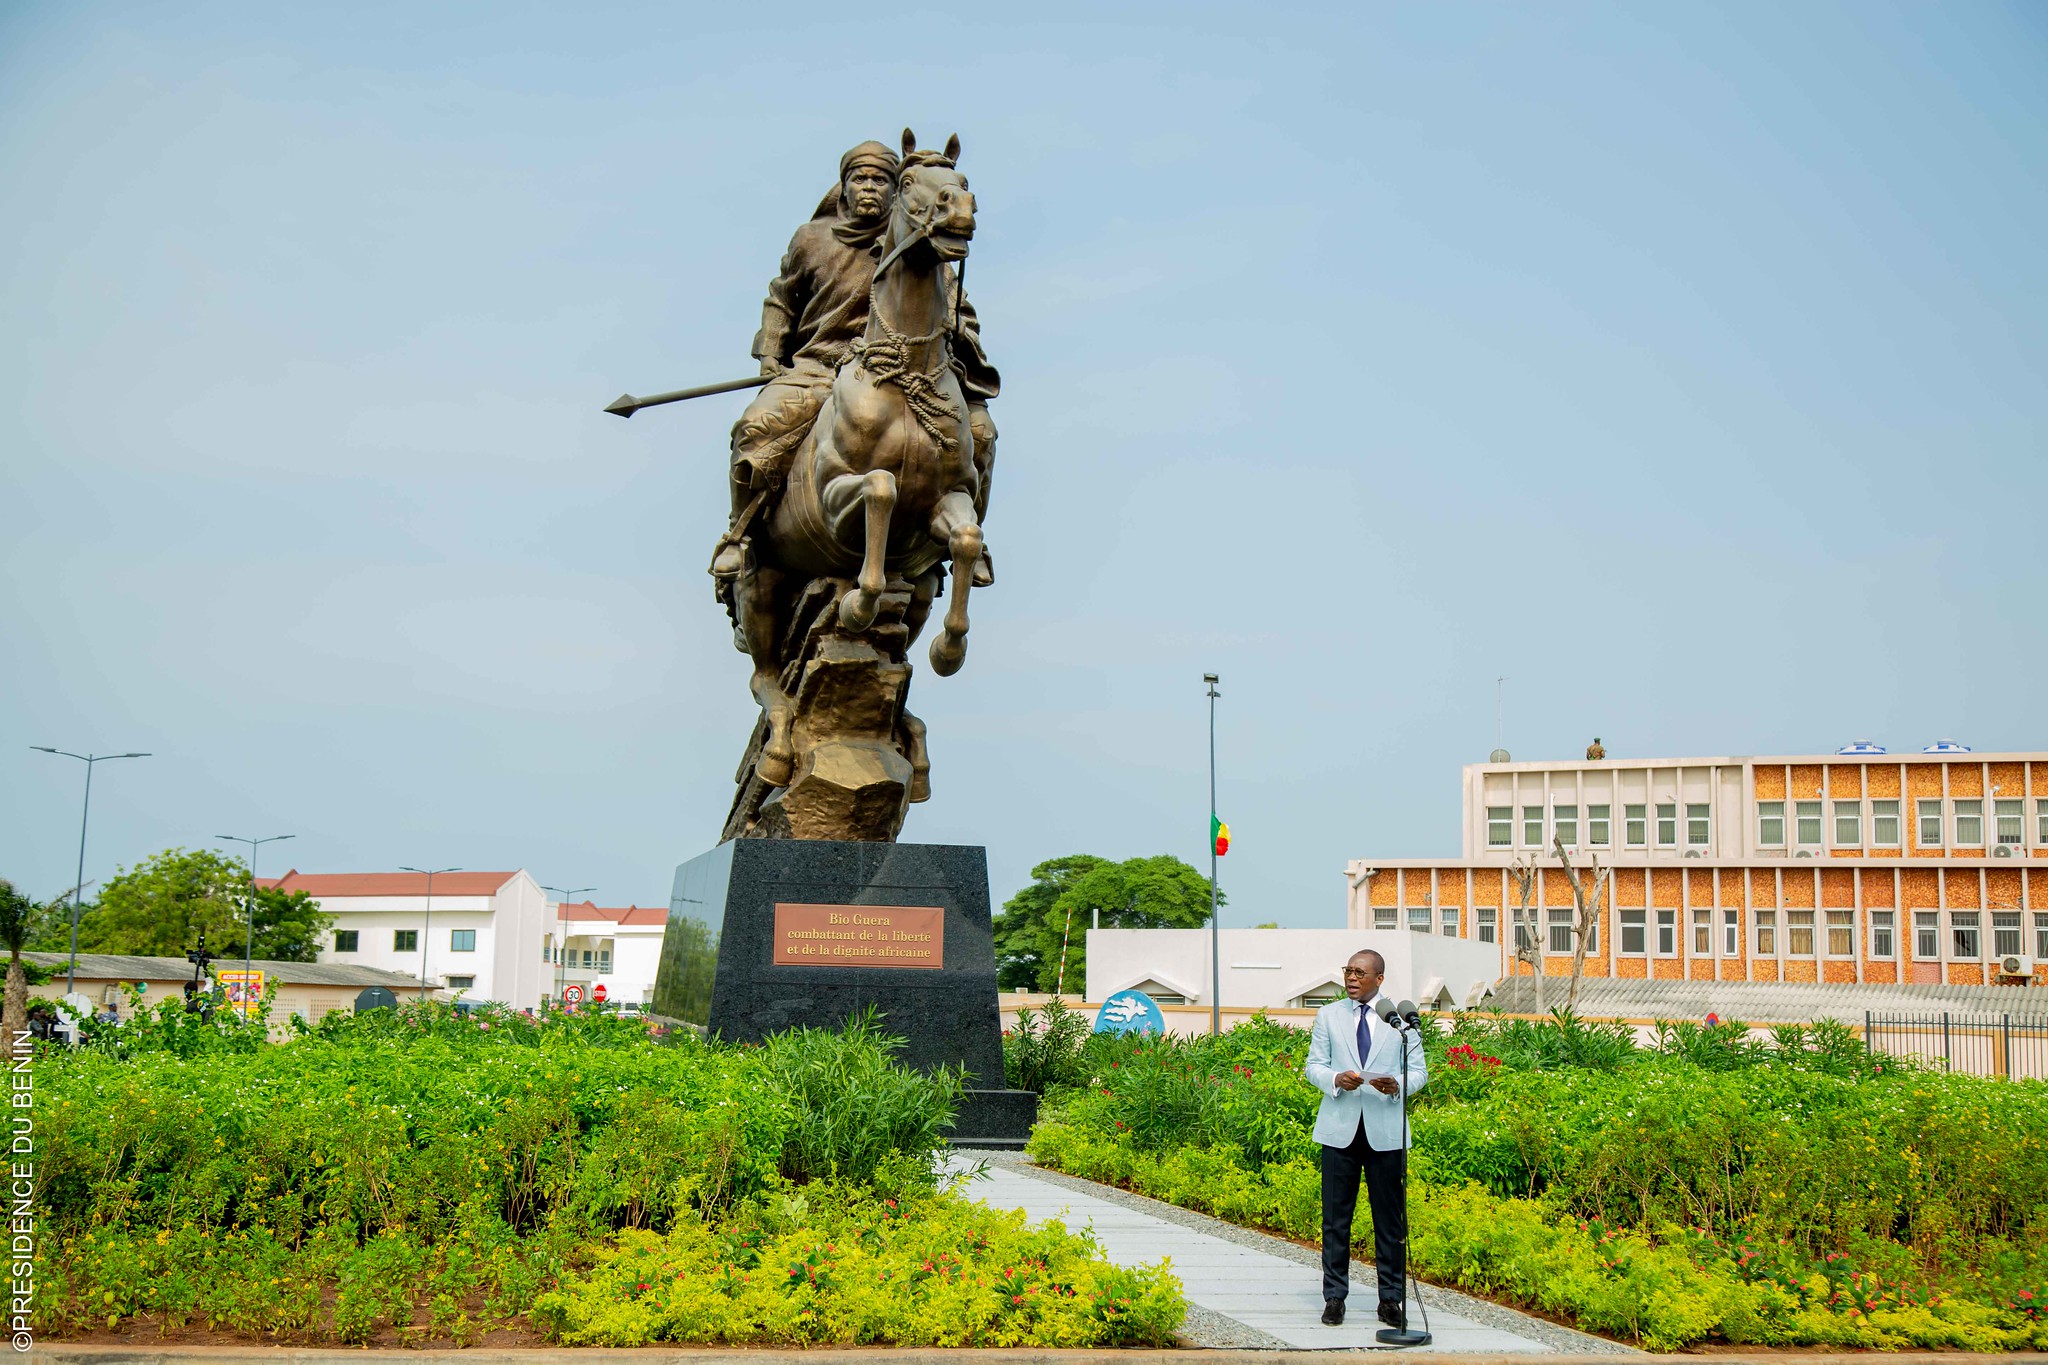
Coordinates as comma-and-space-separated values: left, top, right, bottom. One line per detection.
771, 902, 945, 969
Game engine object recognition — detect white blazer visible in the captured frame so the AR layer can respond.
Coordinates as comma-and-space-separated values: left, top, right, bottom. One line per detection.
1302, 995, 1428, 1150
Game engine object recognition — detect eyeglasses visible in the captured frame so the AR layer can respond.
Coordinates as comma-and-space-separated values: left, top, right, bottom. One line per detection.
1342, 968, 1379, 979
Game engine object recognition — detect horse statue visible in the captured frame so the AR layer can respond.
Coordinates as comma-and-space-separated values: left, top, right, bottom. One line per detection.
724, 129, 987, 840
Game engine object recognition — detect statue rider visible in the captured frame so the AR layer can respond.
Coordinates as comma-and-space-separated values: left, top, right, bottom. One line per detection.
711, 139, 1000, 592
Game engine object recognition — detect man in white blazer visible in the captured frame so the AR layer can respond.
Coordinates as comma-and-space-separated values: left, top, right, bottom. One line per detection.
1301, 948, 1427, 1327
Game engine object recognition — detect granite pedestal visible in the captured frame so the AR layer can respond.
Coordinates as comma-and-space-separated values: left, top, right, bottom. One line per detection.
651, 839, 1037, 1146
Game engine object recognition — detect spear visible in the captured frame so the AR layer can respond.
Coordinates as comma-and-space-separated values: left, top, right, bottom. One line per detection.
603, 374, 769, 418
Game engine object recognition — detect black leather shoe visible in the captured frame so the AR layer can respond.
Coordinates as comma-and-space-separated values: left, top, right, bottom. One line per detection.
1321, 1299, 1345, 1326
1378, 1302, 1404, 1328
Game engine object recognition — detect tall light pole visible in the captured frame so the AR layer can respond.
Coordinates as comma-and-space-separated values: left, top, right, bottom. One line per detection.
399, 866, 460, 1000
217, 834, 295, 992
30, 747, 150, 995
541, 884, 594, 1006
1203, 673, 1221, 1036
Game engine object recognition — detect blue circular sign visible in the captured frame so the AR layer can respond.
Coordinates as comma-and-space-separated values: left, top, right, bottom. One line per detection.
1094, 989, 1165, 1035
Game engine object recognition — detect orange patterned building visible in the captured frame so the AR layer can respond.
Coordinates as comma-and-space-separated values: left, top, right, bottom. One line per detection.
1345, 746, 2048, 990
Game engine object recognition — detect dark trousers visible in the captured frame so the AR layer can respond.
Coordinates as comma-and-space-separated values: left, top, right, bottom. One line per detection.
1319, 1119, 1406, 1308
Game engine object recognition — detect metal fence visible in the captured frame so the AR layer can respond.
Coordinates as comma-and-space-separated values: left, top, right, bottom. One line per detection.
1865, 1011, 2048, 1080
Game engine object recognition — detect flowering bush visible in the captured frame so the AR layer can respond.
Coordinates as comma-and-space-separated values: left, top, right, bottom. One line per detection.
35, 1003, 1179, 1347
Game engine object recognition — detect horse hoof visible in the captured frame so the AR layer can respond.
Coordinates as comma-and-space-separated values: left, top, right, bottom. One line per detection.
758, 748, 795, 788
839, 590, 878, 631
929, 632, 966, 677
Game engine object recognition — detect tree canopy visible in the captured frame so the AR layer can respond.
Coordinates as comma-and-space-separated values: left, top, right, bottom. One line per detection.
991, 853, 1219, 993
71, 848, 332, 962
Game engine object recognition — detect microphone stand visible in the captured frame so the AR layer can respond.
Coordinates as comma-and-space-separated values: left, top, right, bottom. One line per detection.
1375, 1001, 1431, 1348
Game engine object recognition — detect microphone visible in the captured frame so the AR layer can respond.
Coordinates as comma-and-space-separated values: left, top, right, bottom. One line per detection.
1374, 997, 1401, 1028
1394, 999, 1420, 1028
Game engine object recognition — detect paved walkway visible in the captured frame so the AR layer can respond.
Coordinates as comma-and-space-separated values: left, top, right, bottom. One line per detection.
948, 1155, 1572, 1354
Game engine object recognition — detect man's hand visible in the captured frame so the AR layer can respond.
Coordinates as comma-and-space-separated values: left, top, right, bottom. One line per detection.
1368, 1076, 1400, 1096
758, 357, 785, 379
1334, 1070, 1364, 1092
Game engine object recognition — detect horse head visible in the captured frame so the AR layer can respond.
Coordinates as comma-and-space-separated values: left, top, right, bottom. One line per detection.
887, 128, 974, 266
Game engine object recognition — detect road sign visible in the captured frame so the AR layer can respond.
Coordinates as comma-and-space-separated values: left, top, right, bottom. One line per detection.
593, 982, 608, 1002
561, 984, 584, 1005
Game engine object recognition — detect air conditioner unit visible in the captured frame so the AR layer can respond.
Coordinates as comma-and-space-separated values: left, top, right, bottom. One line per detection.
1993, 845, 2016, 859
1999, 954, 2033, 977
1795, 850, 1816, 859
1683, 849, 1704, 859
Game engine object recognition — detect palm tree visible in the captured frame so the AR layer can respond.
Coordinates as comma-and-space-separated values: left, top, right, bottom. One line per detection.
0, 880, 36, 1044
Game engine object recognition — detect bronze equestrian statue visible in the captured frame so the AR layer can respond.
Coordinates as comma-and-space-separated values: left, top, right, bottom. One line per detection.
608, 129, 1001, 843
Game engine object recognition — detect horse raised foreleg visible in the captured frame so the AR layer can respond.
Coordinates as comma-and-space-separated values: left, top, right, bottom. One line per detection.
837, 468, 897, 631
927, 490, 981, 677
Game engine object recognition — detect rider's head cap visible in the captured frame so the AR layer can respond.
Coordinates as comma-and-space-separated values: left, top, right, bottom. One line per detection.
840, 141, 901, 183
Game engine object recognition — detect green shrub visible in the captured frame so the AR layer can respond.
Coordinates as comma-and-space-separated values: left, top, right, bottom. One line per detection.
1001, 997, 1092, 1095
532, 1180, 1183, 1347
758, 1007, 963, 1191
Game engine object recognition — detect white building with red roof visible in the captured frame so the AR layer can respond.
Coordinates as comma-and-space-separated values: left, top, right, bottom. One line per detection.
263, 869, 551, 1011
548, 901, 668, 1011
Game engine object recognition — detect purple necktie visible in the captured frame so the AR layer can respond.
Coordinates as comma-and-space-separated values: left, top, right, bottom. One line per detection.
1356, 1000, 1371, 1068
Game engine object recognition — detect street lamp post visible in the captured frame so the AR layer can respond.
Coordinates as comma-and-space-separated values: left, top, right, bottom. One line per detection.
217, 833, 295, 995
30, 747, 150, 995
540, 884, 594, 1007
1203, 673, 1221, 1036
399, 867, 460, 1000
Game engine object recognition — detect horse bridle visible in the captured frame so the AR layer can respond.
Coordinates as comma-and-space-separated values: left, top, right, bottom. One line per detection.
871, 179, 968, 348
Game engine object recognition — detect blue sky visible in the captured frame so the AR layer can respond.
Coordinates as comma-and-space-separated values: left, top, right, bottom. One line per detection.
4, 2, 2044, 924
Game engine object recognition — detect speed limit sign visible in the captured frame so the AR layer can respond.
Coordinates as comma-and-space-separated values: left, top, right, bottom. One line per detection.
561, 984, 584, 1005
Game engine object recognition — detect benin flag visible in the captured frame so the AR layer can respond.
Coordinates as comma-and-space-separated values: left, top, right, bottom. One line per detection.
1212, 814, 1231, 856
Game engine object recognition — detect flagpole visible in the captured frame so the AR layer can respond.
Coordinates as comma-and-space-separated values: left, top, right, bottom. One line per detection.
1204, 672, 1221, 1036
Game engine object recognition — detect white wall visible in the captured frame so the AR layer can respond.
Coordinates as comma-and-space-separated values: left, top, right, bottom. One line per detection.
311, 874, 551, 1011
1085, 927, 1502, 1012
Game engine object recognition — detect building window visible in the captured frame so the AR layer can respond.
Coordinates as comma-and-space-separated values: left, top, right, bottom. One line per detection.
450, 929, 476, 952
394, 929, 418, 953
1869, 910, 1895, 958
1523, 805, 1544, 846
1872, 799, 1900, 846
1487, 806, 1512, 847
333, 930, 359, 953
1995, 799, 2022, 845
599, 951, 612, 972
1554, 805, 1578, 846
1476, 908, 1497, 943
1693, 909, 1711, 953
1954, 799, 1982, 846
1587, 804, 1611, 846
580, 949, 595, 968
1408, 907, 1432, 934
1656, 803, 1677, 846
1548, 909, 1573, 954
1724, 910, 1739, 955
1620, 909, 1645, 955
1755, 910, 1776, 955
1687, 804, 1711, 846
1834, 802, 1861, 846
542, 940, 552, 963
1951, 912, 1980, 959
1787, 910, 1815, 956
1758, 801, 1785, 846
1374, 906, 1397, 931
2037, 913, 2048, 960
446, 975, 475, 990
1441, 907, 1459, 937
1625, 804, 1646, 846
1826, 910, 1853, 956
1795, 801, 1822, 847
1914, 911, 1938, 959
2040, 800, 2048, 843
1918, 800, 1942, 846
1993, 911, 2022, 958
1656, 909, 1676, 955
